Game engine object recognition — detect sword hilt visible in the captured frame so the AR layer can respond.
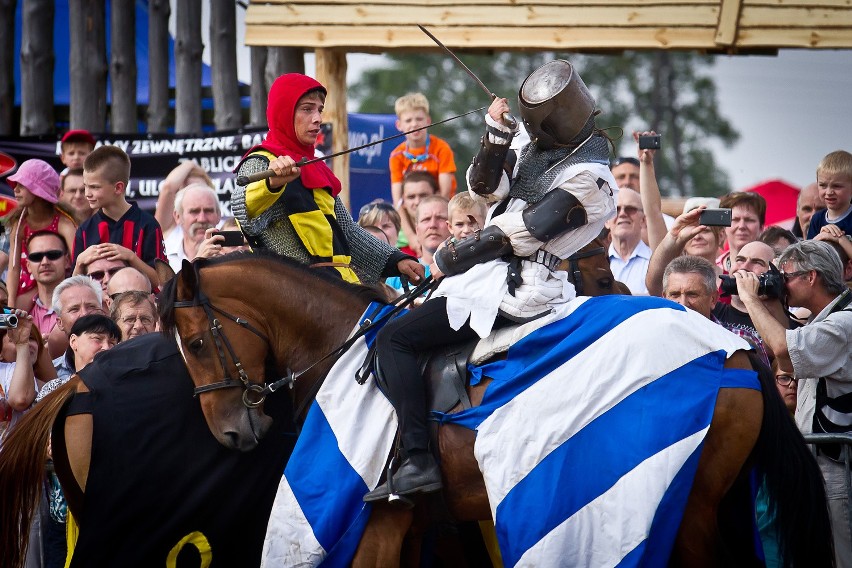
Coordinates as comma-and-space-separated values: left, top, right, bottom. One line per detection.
488, 92, 518, 131
236, 158, 310, 186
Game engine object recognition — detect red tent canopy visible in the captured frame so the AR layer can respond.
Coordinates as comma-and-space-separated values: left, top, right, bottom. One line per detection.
739, 179, 800, 230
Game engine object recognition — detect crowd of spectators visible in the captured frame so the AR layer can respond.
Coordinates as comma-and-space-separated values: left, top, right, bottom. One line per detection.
1, 81, 850, 567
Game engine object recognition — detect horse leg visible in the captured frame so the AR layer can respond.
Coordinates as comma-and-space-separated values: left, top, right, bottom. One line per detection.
352, 505, 413, 568
672, 352, 763, 567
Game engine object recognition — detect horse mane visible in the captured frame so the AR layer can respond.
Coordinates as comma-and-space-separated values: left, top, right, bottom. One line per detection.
0, 376, 81, 568
158, 252, 388, 336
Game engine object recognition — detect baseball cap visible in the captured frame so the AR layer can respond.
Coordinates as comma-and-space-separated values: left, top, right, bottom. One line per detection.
61, 129, 96, 146
7, 159, 61, 204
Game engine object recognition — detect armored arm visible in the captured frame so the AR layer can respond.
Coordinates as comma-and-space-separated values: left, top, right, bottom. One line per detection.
467, 115, 517, 197
434, 225, 513, 276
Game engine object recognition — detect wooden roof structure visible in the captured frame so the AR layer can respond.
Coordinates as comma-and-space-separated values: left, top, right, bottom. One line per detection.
245, 0, 852, 52
243, 0, 852, 207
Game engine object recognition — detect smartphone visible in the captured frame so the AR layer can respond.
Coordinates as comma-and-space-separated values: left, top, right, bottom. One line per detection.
638, 134, 661, 150
699, 208, 732, 227
212, 230, 245, 247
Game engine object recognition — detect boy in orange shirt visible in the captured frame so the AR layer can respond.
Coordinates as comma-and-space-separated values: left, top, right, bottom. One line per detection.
389, 93, 457, 201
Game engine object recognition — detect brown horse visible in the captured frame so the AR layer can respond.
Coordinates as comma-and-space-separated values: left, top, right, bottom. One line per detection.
153, 253, 830, 567
0, 251, 831, 567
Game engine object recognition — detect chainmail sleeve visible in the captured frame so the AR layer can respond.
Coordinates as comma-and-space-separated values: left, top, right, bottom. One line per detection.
334, 198, 409, 284
231, 154, 312, 264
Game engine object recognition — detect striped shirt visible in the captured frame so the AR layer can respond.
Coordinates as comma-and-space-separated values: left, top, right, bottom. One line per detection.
72, 201, 165, 267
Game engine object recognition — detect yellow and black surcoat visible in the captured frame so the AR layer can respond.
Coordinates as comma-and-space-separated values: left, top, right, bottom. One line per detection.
231, 150, 405, 284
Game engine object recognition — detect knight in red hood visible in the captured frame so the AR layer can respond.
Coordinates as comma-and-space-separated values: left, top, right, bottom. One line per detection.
231, 73, 422, 285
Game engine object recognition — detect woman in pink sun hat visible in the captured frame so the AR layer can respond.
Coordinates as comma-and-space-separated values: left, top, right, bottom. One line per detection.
5, 159, 77, 308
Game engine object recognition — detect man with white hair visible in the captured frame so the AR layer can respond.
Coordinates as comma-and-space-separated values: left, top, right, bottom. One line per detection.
165, 184, 223, 272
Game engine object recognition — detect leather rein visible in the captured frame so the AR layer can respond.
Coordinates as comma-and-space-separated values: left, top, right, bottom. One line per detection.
562, 246, 605, 296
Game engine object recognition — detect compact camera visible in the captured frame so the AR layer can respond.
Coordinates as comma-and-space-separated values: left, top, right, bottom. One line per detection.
718, 264, 786, 300
0, 310, 18, 329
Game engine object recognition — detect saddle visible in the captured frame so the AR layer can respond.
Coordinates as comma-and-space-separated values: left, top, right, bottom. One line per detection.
423, 306, 566, 414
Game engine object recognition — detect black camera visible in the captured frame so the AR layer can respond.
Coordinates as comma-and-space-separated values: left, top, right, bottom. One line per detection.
638, 134, 661, 150
718, 264, 786, 299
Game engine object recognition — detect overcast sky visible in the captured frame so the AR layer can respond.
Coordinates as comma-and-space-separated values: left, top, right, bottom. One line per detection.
305, 49, 851, 194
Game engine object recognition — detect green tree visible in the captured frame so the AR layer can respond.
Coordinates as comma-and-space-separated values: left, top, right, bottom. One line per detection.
350, 51, 738, 197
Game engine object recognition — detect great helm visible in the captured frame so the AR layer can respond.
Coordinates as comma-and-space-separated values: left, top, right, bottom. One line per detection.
518, 60, 596, 150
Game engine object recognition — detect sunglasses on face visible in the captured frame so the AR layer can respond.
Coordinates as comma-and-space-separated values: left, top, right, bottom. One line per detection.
27, 250, 65, 263
616, 205, 642, 216
88, 267, 123, 281
781, 269, 810, 282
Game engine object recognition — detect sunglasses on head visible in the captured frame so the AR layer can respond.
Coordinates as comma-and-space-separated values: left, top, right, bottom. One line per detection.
27, 250, 65, 263
358, 201, 395, 218
88, 266, 123, 281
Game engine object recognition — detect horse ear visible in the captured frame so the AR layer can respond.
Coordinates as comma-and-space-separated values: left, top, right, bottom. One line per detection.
176, 260, 198, 301
155, 259, 176, 287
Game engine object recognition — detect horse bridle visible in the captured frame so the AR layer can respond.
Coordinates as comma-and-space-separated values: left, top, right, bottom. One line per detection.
562, 246, 605, 296
172, 267, 437, 412
173, 288, 276, 409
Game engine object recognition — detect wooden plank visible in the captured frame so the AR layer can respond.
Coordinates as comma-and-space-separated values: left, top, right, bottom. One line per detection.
745, 0, 852, 7
315, 49, 350, 210
736, 26, 852, 46
259, 0, 717, 5
246, 25, 722, 49
740, 5, 852, 26
247, 4, 720, 27
715, 0, 744, 45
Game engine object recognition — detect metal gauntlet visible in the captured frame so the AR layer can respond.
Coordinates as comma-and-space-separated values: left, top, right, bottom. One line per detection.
522, 190, 588, 242
434, 225, 513, 276
468, 127, 516, 195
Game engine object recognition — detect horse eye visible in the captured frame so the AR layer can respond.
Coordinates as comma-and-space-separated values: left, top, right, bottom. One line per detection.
189, 338, 204, 352
597, 278, 613, 289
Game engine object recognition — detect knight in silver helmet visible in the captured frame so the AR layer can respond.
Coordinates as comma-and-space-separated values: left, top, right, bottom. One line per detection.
363, 60, 617, 505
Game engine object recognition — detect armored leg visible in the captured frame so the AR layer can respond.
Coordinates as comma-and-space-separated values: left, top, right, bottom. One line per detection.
364, 298, 479, 503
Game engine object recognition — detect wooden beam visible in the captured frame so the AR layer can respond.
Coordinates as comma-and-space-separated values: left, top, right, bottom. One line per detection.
315, 49, 350, 211
246, 25, 722, 50
247, 4, 720, 27
260, 0, 718, 6
715, 0, 743, 46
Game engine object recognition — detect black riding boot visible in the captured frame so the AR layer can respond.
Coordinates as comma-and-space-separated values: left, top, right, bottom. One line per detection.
363, 299, 477, 503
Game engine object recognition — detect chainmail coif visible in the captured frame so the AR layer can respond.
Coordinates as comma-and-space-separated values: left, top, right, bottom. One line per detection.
510, 116, 610, 204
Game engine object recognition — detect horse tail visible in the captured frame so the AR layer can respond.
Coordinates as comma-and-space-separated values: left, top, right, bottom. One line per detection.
0, 376, 80, 568
750, 354, 835, 568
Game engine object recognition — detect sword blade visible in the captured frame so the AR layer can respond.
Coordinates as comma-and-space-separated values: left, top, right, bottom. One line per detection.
417, 25, 494, 99
235, 106, 486, 187
417, 25, 518, 129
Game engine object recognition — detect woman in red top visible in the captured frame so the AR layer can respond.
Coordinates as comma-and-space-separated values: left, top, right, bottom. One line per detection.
5, 159, 77, 308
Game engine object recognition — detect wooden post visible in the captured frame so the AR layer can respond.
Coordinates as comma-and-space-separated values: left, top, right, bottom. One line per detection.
175, 0, 202, 134
266, 48, 305, 85
110, 0, 137, 133
69, 0, 107, 132
210, 0, 241, 130
250, 47, 268, 127
20, 0, 54, 135
315, 49, 349, 211
0, 0, 16, 135
147, 0, 170, 133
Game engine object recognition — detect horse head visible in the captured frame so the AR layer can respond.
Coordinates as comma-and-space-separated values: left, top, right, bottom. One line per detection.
160, 258, 277, 451
563, 238, 631, 296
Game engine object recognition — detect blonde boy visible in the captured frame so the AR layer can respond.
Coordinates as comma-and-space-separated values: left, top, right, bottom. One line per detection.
74, 146, 165, 288
447, 192, 487, 240
807, 150, 852, 240
389, 93, 457, 203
